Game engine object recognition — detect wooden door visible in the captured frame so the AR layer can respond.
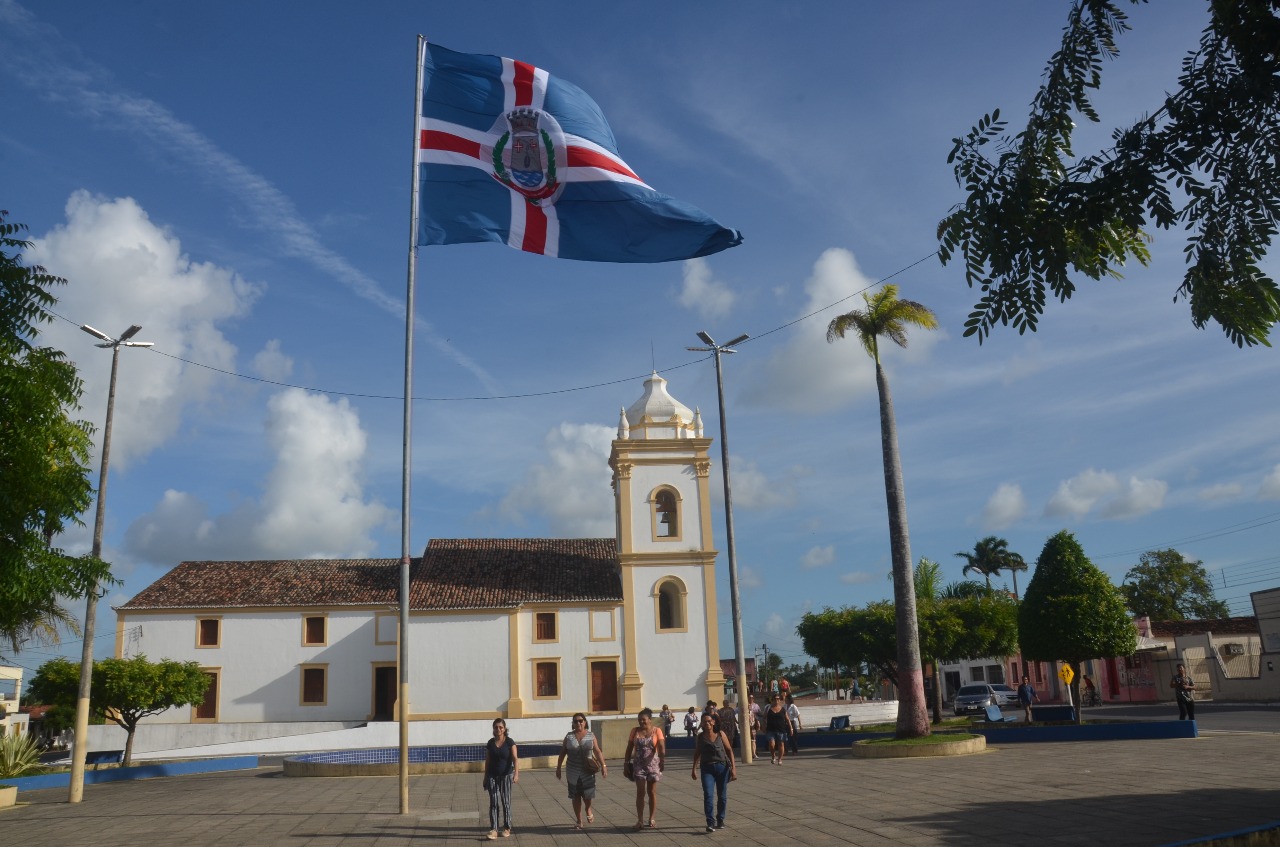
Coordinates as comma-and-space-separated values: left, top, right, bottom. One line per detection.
373, 666, 397, 721
590, 661, 618, 712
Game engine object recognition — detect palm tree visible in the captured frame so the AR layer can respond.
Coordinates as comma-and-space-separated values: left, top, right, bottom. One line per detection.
955, 536, 1028, 598
827, 284, 937, 738
1, 601, 80, 655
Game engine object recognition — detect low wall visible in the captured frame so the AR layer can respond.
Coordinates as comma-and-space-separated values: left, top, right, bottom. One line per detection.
1, 756, 259, 793
87, 721, 362, 754
968, 720, 1198, 743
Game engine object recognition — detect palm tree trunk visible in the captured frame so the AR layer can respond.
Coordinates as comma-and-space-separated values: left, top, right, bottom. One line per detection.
875, 361, 930, 738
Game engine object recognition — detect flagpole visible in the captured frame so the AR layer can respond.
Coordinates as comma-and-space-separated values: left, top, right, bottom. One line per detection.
398, 33, 426, 816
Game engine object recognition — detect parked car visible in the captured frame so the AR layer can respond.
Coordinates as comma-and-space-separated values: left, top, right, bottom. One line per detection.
989, 683, 1018, 707
953, 683, 998, 715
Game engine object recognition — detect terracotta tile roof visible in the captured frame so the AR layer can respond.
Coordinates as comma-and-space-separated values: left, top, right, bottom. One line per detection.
1149, 617, 1259, 638
118, 538, 622, 612
412, 538, 622, 610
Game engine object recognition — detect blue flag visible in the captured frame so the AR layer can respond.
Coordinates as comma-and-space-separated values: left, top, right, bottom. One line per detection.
417, 43, 742, 263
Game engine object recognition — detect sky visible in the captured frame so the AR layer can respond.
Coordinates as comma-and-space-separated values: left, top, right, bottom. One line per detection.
3, 0, 1278, 681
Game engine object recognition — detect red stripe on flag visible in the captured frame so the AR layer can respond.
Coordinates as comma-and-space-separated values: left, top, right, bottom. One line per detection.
512, 61, 536, 107
421, 130, 481, 159
567, 146, 641, 182
522, 203, 548, 254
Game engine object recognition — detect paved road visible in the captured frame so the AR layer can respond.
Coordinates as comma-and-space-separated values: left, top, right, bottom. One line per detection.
4, 732, 1280, 846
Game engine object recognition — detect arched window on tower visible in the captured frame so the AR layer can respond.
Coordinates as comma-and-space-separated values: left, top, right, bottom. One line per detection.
652, 488, 680, 540
655, 578, 687, 632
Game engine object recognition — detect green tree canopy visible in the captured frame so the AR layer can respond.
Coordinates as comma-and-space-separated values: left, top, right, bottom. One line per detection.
1, 210, 114, 649
1121, 548, 1231, 620
28, 655, 208, 765
797, 587, 1018, 698
939, 0, 1280, 347
1020, 531, 1137, 723
955, 536, 1028, 595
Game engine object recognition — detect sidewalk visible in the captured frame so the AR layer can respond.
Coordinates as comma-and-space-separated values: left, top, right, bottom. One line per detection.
4, 733, 1279, 846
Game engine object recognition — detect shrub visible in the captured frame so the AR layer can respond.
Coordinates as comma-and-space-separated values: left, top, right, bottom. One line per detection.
0, 731, 45, 779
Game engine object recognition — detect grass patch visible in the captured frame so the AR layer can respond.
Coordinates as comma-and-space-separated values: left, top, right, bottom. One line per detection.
863, 733, 981, 747
852, 717, 971, 733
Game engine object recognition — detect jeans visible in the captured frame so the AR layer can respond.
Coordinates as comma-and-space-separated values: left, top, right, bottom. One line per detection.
700, 762, 729, 826
1178, 697, 1196, 721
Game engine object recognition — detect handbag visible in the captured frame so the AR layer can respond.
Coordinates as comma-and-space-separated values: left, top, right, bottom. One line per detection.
583, 754, 600, 775
622, 761, 633, 780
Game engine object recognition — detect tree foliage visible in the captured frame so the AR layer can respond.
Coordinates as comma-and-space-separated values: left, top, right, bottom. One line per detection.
1020, 531, 1136, 722
939, 0, 1280, 347
797, 586, 1018, 698
1121, 548, 1231, 620
827, 284, 938, 739
28, 655, 208, 766
955, 536, 1028, 593
1, 209, 114, 647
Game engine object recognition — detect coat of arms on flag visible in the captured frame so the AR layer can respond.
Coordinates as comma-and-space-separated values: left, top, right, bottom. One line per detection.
417, 42, 742, 263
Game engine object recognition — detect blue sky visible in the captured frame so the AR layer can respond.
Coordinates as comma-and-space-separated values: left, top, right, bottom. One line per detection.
3, 0, 1277, 678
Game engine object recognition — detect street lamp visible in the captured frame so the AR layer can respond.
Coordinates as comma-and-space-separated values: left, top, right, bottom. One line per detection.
687, 331, 752, 764
68, 323, 153, 803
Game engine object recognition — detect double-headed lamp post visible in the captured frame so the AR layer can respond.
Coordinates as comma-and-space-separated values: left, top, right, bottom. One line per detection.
68, 324, 152, 803
687, 331, 753, 765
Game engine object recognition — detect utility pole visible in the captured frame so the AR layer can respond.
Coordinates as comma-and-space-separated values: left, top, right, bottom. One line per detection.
69, 323, 152, 803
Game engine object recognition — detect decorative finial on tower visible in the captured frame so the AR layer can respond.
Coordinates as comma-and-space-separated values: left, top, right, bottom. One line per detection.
694, 407, 704, 437
619, 406, 630, 439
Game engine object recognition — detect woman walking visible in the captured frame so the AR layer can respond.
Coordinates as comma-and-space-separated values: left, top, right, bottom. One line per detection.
623, 707, 666, 830
482, 718, 518, 839
556, 713, 606, 829
691, 711, 736, 832
763, 694, 790, 764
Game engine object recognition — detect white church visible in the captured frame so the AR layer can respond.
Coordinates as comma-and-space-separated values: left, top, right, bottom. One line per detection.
114, 373, 725, 725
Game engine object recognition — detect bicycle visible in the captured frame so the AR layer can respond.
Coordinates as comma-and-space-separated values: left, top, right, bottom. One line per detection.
1081, 689, 1101, 707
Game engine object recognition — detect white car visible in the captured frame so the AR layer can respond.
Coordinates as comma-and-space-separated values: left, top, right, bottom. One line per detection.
989, 683, 1018, 707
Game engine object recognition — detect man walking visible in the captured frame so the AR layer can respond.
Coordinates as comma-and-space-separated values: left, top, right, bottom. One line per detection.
1017, 675, 1038, 723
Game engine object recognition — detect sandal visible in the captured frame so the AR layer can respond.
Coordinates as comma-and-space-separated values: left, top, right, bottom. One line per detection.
487, 832, 498, 841
648, 819, 657, 828
586, 811, 594, 824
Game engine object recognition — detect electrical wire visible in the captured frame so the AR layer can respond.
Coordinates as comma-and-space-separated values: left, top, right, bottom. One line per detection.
42, 251, 939, 403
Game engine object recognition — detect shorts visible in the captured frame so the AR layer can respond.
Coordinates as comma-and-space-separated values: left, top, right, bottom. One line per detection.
767, 731, 787, 746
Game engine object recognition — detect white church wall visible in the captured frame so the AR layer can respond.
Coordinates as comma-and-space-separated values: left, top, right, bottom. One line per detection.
410, 613, 509, 714
628, 564, 711, 710
628, 460, 706, 554
124, 610, 395, 723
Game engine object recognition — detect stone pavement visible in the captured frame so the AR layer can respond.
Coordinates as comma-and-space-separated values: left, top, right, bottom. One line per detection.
4, 732, 1280, 846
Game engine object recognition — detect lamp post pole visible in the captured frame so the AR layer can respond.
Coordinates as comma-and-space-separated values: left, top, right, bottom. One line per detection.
688, 331, 752, 764
68, 324, 152, 803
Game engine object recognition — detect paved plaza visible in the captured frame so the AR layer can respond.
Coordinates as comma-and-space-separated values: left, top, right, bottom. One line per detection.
4, 732, 1280, 846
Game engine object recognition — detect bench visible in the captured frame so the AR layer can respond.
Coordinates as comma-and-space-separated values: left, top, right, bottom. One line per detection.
1030, 704, 1076, 722
84, 750, 125, 769
822, 715, 851, 731
971, 704, 1016, 724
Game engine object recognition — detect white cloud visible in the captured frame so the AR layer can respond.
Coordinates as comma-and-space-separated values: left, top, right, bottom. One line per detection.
252, 339, 294, 382
1045, 469, 1121, 519
678, 258, 735, 320
739, 566, 763, 590
31, 192, 259, 469
981, 483, 1027, 530
801, 545, 835, 570
495, 423, 617, 536
761, 613, 788, 639
1, 11, 496, 391
839, 571, 878, 585
1045, 468, 1168, 521
1259, 465, 1280, 500
1101, 477, 1168, 520
723, 456, 800, 511
123, 388, 391, 562
742, 248, 878, 414
1198, 482, 1242, 501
